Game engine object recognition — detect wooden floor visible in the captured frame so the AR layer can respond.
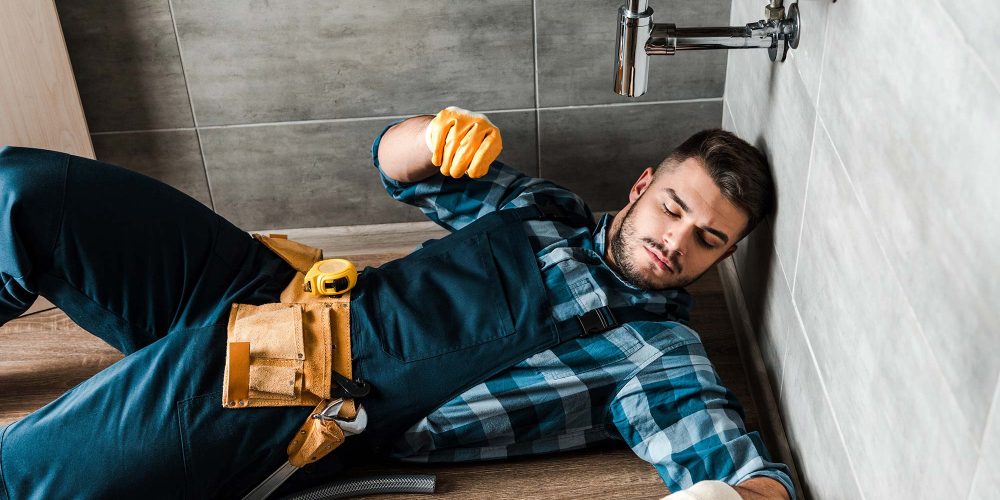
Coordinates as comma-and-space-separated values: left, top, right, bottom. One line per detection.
0, 222, 761, 499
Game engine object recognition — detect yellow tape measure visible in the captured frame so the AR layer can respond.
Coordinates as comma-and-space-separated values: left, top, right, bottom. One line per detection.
303, 259, 357, 296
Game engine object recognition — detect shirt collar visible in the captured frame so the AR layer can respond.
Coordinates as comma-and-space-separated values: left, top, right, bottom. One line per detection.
592, 213, 613, 260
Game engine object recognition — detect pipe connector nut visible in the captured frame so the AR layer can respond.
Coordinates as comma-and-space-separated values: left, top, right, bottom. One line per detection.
765, 4, 785, 21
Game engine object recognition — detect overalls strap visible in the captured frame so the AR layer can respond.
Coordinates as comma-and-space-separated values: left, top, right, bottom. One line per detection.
488, 200, 596, 228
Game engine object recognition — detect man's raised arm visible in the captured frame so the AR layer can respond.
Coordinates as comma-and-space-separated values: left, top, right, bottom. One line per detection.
369, 106, 591, 232
376, 114, 436, 183
377, 107, 504, 183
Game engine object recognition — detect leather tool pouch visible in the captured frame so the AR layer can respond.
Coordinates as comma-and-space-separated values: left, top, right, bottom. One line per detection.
222, 234, 355, 417
223, 301, 338, 407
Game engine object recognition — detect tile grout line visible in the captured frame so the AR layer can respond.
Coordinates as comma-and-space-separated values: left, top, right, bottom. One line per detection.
728, 92, 788, 412
818, 112, 982, 457
788, 0, 832, 109
194, 127, 215, 212
727, 94, 795, 444
965, 372, 1000, 500
522, 97, 724, 111
166, 0, 216, 212
723, 98, 740, 136
790, 112, 817, 298
728, 82, 795, 301
724, 97, 799, 399
782, 21, 847, 494
531, 0, 542, 178
769, 232, 793, 399
792, 0, 833, 294
91, 127, 197, 136
88, 98, 725, 136
808, 0, 834, 112
768, 220, 792, 296
789, 292, 869, 500
789, 10, 872, 494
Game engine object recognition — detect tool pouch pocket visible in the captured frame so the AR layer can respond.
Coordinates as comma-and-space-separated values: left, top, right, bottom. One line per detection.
222, 302, 335, 408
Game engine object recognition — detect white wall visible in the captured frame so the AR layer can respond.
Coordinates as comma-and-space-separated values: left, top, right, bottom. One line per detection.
723, 0, 1000, 498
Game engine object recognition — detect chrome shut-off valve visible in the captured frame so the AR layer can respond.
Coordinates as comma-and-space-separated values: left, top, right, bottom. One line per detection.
613, 0, 801, 97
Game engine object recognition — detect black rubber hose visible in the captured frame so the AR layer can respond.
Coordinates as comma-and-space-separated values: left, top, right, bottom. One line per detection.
280, 474, 436, 500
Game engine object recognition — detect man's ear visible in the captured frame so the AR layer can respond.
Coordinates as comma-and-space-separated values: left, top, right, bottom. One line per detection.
629, 167, 656, 203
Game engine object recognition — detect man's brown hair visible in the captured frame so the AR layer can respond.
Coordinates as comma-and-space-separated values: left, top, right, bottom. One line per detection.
656, 129, 774, 239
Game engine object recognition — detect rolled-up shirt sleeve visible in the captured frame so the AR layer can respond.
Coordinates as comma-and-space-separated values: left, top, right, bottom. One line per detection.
608, 342, 796, 499
370, 119, 592, 232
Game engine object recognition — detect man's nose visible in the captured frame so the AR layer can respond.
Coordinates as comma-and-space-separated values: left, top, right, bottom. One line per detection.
663, 223, 693, 258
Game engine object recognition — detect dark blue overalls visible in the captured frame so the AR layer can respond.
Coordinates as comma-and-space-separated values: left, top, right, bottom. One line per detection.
0, 147, 592, 499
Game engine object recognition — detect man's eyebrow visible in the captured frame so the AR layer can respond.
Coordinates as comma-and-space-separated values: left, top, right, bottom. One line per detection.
704, 226, 729, 244
663, 188, 690, 212
663, 188, 730, 244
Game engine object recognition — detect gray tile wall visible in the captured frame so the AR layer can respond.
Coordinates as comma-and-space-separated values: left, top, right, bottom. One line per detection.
724, 0, 1000, 498
56, 0, 729, 230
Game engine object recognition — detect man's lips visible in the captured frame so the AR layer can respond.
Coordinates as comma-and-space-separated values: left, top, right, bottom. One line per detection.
644, 246, 673, 273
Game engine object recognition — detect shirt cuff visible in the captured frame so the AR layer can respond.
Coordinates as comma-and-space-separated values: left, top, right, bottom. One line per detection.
741, 470, 797, 500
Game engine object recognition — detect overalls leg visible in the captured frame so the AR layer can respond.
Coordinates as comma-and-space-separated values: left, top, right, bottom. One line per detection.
0, 147, 307, 499
0, 146, 291, 352
0, 320, 313, 500
0, 147, 64, 326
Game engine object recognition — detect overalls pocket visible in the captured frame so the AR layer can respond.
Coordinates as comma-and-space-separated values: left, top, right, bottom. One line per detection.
178, 391, 311, 500
371, 232, 516, 362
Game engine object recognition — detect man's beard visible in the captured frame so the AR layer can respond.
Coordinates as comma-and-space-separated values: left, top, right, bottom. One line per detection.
610, 201, 660, 290
609, 201, 697, 291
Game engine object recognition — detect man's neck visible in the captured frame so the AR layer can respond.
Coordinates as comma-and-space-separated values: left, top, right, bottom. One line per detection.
604, 210, 623, 266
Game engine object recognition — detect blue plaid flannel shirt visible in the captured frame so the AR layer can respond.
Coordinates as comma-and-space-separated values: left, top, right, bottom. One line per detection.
370, 120, 795, 498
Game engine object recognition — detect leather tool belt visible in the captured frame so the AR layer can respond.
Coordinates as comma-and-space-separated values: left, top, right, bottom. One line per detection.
222, 233, 361, 468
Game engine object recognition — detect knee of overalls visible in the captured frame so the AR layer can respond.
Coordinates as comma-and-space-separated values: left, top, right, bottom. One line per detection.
0, 147, 69, 243
0, 146, 69, 204
0, 147, 69, 299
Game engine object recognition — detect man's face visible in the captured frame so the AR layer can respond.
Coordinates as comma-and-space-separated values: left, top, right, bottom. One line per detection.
606, 157, 749, 290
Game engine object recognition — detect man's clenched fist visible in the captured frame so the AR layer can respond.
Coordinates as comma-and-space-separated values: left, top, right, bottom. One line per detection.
424, 106, 503, 179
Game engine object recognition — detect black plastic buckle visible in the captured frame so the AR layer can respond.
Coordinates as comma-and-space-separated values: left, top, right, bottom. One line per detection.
330, 370, 371, 399
576, 306, 618, 336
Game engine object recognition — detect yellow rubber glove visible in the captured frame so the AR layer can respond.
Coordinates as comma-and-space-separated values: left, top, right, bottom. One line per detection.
424, 106, 503, 178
